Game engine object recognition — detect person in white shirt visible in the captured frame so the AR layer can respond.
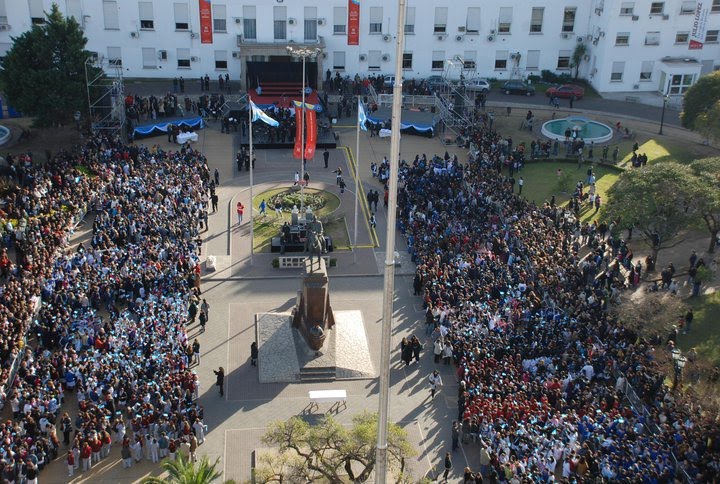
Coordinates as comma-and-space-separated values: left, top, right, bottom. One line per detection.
428, 370, 443, 399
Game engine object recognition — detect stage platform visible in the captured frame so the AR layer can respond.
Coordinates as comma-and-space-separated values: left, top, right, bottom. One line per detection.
366, 107, 437, 137
237, 123, 337, 150
249, 82, 322, 111
131, 115, 204, 139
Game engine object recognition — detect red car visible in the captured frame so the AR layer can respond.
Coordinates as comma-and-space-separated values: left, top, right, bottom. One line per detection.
546, 84, 585, 99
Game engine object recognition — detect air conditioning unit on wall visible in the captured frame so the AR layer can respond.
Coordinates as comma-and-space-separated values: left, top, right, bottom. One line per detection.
382, 34, 392, 42
317, 18, 325, 26
487, 34, 495, 42
288, 18, 296, 25
232, 51, 240, 58
190, 56, 199, 62
381, 54, 390, 61
455, 35, 464, 41
359, 53, 367, 61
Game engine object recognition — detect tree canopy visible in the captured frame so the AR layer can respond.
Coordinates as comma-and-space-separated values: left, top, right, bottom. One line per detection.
0, 3, 102, 127
258, 412, 415, 483
681, 70, 720, 131
141, 453, 222, 484
601, 162, 701, 263
689, 157, 720, 252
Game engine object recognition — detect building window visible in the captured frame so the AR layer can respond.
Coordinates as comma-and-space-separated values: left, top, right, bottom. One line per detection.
680, 1, 697, 14
466, 7, 480, 33
611, 61, 624, 81
432, 50, 445, 70
620, 2, 635, 15
215, 50, 227, 69
139, 2, 154, 30
174, 3, 189, 31
669, 73, 694, 94
463, 51, 477, 69
640, 60, 654, 80
274, 6, 287, 40
495, 50, 508, 69
29, 0, 45, 25
562, 7, 576, 33
102, 0, 119, 29
434, 7, 448, 33
142, 48, 156, 68
706, 29, 719, 42
304, 6, 318, 41
177, 48, 190, 68
650, 2, 665, 14
213, 4, 227, 32
333, 6, 346, 34
368, 50, 381, 70
243, 6, 257, 40
107, 46, 122, 67
645, 31, 660, 45
404, 7, 415, 34
526, 50, 540, 69
333, 51, 345, 70
675, 31, 689, 43
557, 50, 571, 69
713, 0, 720, 13
615, 32, 630, 45
498, 7, 512, 33
402, 53, 413, 69
369, 7, 382, 34
530, 8, 544, 33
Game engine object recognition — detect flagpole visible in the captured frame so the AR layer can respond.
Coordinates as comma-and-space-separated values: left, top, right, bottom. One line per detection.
375, 0, 406, 479
248, 103, 254, 266
353, 95, 360, 264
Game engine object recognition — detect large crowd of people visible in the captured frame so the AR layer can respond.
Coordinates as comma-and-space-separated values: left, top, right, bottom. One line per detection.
0, 133, 208, 479
398, 123, 720, 480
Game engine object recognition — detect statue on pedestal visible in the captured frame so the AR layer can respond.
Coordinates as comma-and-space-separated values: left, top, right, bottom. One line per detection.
292, 258, 335, 350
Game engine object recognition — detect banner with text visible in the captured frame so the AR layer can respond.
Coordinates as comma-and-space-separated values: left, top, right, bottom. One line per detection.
689, 1, 709, 49
199, 0, 213, 44
348, 0, 360, 46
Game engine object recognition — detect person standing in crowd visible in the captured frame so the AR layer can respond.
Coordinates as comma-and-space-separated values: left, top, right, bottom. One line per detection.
67, 451, 75, 477
214, 367, 225, 396
192, 338, 201, 366
250, 341, 259, 366
443, 452, 453, 481
323, 148, 330, 168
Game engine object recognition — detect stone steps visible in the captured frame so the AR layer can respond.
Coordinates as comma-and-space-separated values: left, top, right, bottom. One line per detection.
299, 366, 337, 382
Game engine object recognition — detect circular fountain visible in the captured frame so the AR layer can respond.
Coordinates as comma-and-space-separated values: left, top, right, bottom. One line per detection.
541, 116, 613, 144
0, 126, 9, 146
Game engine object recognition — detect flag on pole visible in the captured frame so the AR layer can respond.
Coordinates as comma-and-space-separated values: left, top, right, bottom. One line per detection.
250, 100, 280, 127
357, 100, 368, 131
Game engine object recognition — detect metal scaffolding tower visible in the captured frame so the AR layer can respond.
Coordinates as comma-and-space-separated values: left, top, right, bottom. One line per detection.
85, 55, 126, 139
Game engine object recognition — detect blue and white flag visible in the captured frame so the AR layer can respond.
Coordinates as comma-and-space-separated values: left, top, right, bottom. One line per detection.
357, 100, 368, 131
250, 100, 280, 127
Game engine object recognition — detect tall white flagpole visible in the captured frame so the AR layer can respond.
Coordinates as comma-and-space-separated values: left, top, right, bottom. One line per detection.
353, 95, 360, 264
249, 104, 254, 266
375, 0, 406, 480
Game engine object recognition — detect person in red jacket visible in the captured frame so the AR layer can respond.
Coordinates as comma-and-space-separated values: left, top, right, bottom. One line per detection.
90, 436, 103, 464
80, 442, 92, 472
66, 451, 75, 477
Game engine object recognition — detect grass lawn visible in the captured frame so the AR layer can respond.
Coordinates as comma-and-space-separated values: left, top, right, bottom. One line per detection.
251, 187, 350, 252
616, 137, 697, 169
680, 291, 720, 365
518, 160, 620, 223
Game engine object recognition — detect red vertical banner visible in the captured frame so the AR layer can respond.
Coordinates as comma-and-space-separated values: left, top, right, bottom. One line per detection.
293, 105, 303, 159
199, 0, 213, 44
348, 0, 360, 46
304, 109, 317, 160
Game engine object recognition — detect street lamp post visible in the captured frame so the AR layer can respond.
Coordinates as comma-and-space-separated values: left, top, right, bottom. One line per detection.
287, 46, 321, 215
659, 94, 669, 135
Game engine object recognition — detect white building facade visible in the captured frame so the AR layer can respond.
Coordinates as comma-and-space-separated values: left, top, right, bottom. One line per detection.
0, 0, 718, 96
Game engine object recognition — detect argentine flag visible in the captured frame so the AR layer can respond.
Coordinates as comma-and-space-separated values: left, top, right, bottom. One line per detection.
357, 100, 368, 131
250, 100, 280, 127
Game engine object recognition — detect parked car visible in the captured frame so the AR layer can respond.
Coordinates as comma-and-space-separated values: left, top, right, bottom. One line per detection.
463, 78, 491, 93
546, 84, 585, 99
425, 75, 447, 90
382, 74, 405, 88
502, 80, 535, 96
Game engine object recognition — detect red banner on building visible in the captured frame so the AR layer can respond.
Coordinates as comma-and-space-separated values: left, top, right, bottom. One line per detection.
304, 109, 317, 160
199, 0, 213, 44
348, 0, 360, 46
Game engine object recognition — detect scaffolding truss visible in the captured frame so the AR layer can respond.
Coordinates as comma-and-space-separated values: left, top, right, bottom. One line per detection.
85, 56, 126, 139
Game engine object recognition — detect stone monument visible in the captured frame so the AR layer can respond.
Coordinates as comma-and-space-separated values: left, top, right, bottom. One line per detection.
292, 257, 335, 351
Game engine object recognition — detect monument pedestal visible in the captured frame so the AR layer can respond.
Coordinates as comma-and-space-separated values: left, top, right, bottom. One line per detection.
292, 258, 335, 351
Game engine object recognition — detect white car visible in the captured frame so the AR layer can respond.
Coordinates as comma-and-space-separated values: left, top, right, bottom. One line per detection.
463, 78, 491, 93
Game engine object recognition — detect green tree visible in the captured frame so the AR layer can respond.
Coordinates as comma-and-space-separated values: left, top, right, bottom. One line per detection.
570, 43, 588, 80
0, 3, 102, 127
141, 453, 222, 484
258, 412, 415, 483
693, 100, 720, 145
601, 162, 700, 263
681, 70, 720, 131
689, 157, 720, 253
